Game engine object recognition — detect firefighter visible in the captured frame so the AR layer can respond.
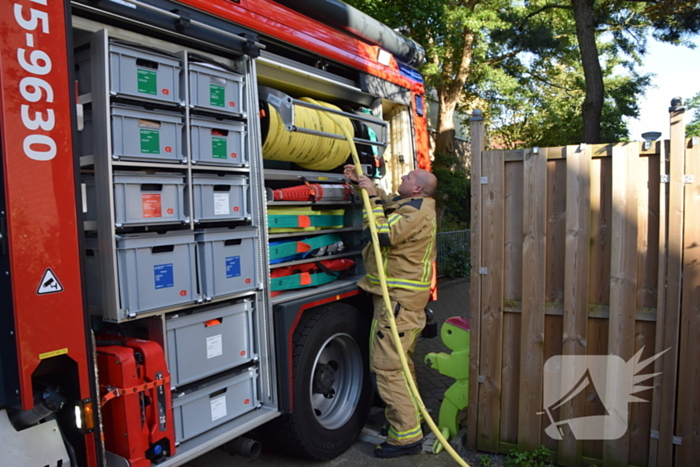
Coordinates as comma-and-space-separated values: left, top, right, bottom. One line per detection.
343, 164, 438, 458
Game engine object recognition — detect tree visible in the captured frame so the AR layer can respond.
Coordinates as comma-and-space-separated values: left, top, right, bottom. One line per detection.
687, 92, 700, 138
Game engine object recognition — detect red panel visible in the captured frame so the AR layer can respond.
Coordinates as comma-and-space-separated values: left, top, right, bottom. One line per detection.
0, 0, 92, 417
412, 93, 431, 170
179, 0, 425, 94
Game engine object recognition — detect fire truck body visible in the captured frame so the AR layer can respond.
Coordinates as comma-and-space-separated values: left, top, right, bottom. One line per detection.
0, 1, 428, 466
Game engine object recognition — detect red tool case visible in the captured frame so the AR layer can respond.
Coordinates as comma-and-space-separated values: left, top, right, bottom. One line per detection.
97, 337, 176, 466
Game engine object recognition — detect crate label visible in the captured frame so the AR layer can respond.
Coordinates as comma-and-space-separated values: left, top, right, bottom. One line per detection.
210, 84, 225, 107
210, 394, 227, 421
206, 334, 223, 359
212, 136, 227, 159
225, 256, 241, 278
140, 129, 160, 154
142, 193, 162, 218
137, 69, 157, 95
154, 263, 174, 289
214, 193, 229, 215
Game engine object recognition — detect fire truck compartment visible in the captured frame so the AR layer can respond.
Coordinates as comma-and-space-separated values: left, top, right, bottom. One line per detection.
75, 41, 181, 105
189, 173, 249, 222
83, 171, 187, 228
195, 228, 258, 299
166, 299, 255, 387
190, 116, 247, 166
188, 61, 245, 116
171, 367, 259, 442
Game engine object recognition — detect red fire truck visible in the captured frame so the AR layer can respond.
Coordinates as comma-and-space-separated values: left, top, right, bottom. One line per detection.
0, 0, 429, 465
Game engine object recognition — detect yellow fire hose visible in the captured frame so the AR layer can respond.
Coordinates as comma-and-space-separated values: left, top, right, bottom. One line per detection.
300, 99, 469, 466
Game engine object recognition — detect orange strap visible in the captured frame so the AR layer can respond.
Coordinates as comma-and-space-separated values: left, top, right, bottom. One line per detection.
100, 375, 171, 406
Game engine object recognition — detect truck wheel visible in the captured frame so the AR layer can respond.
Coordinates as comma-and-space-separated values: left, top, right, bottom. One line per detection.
276, 302, 372, 460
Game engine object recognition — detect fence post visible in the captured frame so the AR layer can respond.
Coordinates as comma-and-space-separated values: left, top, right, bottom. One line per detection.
653, 98, 686, 467
468, 110, 485, 451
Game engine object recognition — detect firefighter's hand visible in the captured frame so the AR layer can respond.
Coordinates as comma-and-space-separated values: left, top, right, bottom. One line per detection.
343, 164, 359, 183
358, 175, 377, 196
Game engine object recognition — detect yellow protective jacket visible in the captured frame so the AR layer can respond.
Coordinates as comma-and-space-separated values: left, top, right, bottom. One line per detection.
358, 188, 437, 311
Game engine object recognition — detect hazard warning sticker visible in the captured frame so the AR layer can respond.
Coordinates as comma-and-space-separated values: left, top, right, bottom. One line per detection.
37, 268, 64, 295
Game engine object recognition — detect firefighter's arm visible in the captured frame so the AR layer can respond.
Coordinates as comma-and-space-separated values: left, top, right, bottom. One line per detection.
366, 202, 426, 247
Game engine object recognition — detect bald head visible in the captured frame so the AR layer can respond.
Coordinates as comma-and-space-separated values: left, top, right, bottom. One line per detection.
414, 169, 437, 197
398, 169, 438, 199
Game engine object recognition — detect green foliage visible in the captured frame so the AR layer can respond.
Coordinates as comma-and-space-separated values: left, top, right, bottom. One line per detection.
686, 92, 700, 138
505, 446, 554, 467
433, 151, 470, 231
478, 453, 495, 467
439, 237, 470, 279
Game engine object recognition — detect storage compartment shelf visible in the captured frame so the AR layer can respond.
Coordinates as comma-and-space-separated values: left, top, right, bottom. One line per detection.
268, 250, 360, 270
270, 275, 364, 305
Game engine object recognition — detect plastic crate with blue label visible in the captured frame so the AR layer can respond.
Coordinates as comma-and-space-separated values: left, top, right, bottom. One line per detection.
195, 228, 257, 300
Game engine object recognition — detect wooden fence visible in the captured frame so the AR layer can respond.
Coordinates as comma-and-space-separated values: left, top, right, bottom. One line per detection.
467, 104, 700, 467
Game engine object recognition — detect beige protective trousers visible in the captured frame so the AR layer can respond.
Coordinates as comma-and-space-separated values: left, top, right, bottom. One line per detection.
370, 295, 426, 446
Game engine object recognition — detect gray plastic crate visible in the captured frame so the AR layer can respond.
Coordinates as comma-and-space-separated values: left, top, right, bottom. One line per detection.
188, 61, 244, 116
190, 116, 247, 166
83, 172, 187, 228
82, 105, 184, 162
75, 42, 181, 105
172, 367, 258, 442
166, 300, 255, 387
196, 228, 258, 299
119, 233, 198, 316
189, 174, 249, 222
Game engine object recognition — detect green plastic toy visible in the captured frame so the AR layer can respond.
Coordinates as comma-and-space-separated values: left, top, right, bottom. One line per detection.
424, 316, 470, 453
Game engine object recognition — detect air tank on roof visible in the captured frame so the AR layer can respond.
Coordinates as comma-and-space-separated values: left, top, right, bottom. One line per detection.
275, 0, 425, 68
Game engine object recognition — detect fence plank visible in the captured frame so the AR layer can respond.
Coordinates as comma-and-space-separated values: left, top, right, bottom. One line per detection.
476, 149, 506, 452
517, 148, 548, 452
602, 144, 639, 466
583, 317, 609, 462
629, 321, 656, 467
501, 161, 524, 444
637, 154, 661, 308
557, 145, 592, 466
589, 156, 613, 306
468, 113, 485, 451
648, 141, 669, 467
656, 106, 686, 467
675, 139, 700, 466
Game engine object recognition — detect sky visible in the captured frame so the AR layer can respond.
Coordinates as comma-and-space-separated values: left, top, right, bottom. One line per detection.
626, 37, 700, 141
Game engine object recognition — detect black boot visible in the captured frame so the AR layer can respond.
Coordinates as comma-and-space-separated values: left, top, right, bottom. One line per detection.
374, 440, 423, 458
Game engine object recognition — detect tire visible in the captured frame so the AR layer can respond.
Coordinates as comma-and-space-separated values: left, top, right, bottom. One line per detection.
273, 302, 373, 460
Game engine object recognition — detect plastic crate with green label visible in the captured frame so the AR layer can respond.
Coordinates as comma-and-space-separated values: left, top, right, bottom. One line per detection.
190, 116, 247, 166
189, 174, 249, 223
188, 60, 244, 116
75, 41, 181, 105
107, 104, 184, 162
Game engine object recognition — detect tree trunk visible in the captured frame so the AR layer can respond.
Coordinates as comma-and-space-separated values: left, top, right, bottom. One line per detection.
571, 0, 604, 143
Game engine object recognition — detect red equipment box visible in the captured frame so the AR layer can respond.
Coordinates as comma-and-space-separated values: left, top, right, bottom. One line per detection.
97, 337, 176, 466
